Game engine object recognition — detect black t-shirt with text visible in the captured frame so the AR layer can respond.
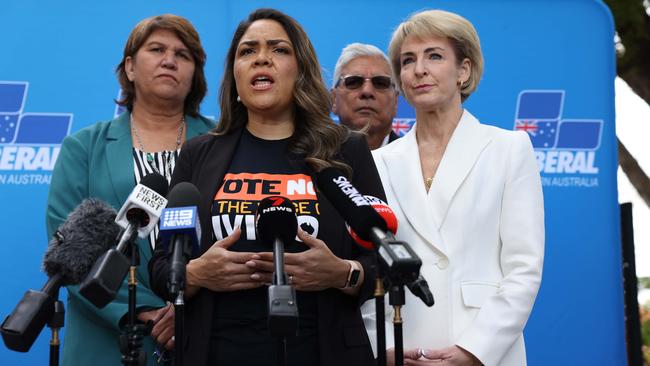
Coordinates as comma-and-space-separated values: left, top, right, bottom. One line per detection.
208, 129, 320, 366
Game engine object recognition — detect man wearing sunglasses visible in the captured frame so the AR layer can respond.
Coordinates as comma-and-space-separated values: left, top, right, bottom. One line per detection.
332, 43, 400, 150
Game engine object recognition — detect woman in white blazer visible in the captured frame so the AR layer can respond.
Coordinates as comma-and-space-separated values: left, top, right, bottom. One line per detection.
371, 10, 544, 366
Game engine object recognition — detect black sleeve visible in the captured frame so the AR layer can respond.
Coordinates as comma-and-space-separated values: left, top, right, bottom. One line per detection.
342, 132, 386, 304
148, 137, 196, 301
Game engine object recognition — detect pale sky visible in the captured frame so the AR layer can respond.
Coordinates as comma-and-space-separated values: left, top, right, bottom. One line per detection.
615, 77, 650, 279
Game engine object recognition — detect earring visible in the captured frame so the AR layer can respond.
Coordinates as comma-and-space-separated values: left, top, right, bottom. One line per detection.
236, 95, 241, 102
457, 79, 464, 86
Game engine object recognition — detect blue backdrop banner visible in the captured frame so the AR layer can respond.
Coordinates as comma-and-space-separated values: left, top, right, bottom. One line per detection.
0, 1, 623, 365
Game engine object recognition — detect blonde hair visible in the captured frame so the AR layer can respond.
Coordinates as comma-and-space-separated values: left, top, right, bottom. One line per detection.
388, 9, 483, 102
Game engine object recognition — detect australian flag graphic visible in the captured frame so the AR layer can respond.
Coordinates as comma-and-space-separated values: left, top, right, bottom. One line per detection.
0, 81, 72, 145
391, 96, 416, 137
514, 90, 602, 150
392, 118, 416, 137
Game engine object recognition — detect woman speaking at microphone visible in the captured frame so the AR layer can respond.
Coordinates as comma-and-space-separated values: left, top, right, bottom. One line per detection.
45, 14, 213, 366
371, 9, 544, 366
149, 8, 384, 366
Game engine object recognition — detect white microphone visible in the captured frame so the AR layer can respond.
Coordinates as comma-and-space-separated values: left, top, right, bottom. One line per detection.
79, 173, 168, 308
114, 173, 168, 248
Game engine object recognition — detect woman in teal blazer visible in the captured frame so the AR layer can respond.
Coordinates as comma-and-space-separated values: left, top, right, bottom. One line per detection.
45, 15, 214, 366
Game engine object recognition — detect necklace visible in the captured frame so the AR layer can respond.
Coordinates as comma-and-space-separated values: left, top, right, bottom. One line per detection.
425, 176, 434, 190
131, 116, 185, 174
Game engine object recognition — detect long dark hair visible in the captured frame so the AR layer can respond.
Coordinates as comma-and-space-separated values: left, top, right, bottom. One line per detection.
215, 8, 350, 174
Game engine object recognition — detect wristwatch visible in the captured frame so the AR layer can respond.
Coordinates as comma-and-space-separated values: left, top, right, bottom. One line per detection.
343, 260, 361, 288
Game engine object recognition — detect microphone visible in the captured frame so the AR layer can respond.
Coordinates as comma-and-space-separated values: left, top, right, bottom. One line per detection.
315, 167, 388, 246
255, 196, 299, 337
315, 168, 421, 278
347, 195, 398, 250
349, 195, 433, 306
1, 199, 120, 352
79, 173, 169, 308
158, 182, 202, 296
315, 168, 431, 292
115, 173, 169, 247
256, 197, 298, 255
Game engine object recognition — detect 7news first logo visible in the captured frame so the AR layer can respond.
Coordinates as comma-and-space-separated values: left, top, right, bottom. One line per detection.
0, 81, 73, 185
514, 90, 602, 188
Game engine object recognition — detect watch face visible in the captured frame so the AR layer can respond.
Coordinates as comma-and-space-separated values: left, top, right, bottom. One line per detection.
349, 269, 361, 287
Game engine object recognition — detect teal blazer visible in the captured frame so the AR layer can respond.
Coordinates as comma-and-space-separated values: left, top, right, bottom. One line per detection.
45, 112, 214, 366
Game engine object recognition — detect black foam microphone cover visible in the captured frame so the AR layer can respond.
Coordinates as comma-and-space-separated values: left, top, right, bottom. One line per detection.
315, 167, 387, 242
166, 182, 201, 208
255, 196, 298, 246
43, 198, 120, 285
2, 199, 119, 352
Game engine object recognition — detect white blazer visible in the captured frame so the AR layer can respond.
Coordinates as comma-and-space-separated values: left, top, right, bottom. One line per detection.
367, 110, 544, 366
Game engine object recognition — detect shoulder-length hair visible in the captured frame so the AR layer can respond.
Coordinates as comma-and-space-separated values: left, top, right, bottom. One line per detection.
215, 8, 350, 175
115, 14, 207, 117
389, 9, 483, 102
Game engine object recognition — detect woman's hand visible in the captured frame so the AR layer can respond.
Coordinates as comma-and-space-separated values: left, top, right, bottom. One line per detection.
138, 303, 175, 350
386, 348, 424, 366
387, 346, 481, 365
186, 227, 269, 295
247, 229, 350, 291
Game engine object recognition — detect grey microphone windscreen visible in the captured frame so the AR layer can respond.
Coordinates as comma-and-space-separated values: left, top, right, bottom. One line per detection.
43, 198, 120, 285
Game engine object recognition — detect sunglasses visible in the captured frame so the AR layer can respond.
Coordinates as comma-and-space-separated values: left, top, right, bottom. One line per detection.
337, 75, 393, 90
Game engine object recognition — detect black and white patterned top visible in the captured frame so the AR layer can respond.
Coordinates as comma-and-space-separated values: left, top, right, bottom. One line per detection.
132, 148, 180, 250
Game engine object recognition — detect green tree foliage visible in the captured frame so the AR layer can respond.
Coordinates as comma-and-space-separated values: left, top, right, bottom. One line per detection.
604, 2, 650, 363
605, 0, 650, 104
604, 0, 650, 208
640, 277, 650, 289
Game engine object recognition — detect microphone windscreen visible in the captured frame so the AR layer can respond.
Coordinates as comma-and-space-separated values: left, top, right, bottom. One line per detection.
43, 199, 120, 285
255, 196, 298, 246
315, 167, 387, 243
166, 182, 201, 208
140, 172, 169, 198
348, 196, 398, 250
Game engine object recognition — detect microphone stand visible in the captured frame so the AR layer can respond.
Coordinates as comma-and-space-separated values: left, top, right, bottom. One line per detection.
388, 282, 405, 366
119, 223, 146, 366
174, 291, 184, 366
169, 234, 192, 366
369, 228, 429, 366
267, 237, 298, 366
47, 290, 65, 366
375, 271, 387, 366
384, 275, 434, 366
1, 274, 66, 359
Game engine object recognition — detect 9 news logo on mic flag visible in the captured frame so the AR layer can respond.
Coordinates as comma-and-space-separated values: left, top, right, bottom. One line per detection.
160, 206, 201, 255
161, 206, 198, 229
